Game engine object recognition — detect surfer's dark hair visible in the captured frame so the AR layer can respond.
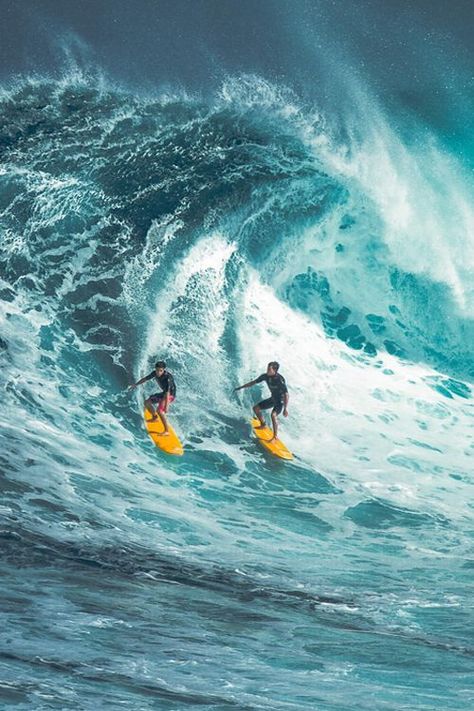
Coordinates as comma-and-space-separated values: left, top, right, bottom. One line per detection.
268, 361, 279, 371
155, 360, 166, 369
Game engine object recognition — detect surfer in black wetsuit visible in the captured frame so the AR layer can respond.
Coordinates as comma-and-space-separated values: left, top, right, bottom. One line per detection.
234, 361, 289, 441
128, 360, 176, 435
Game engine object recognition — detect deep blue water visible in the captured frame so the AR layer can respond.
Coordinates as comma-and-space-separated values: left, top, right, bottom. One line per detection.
1, 2, 474, 709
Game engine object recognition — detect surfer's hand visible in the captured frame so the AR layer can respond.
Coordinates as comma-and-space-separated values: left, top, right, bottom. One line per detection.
283, 409, 288, 417
128, 384, 137, 391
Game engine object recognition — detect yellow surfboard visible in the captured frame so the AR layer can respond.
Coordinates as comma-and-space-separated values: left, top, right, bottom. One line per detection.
251, 418, 293, 461
144, 407, 184, 456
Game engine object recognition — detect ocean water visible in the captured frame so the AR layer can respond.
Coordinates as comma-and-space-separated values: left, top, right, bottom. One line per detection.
1, 3, 474, 709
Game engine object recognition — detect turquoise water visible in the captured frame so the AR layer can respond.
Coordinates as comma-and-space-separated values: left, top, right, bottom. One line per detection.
1, 13, 474, 708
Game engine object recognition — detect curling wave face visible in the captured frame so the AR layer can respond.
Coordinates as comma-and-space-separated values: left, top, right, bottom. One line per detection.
1, 74, 473, 709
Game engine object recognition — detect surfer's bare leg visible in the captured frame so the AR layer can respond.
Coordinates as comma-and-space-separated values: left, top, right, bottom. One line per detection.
253, 404, 266, 428
270, 410, 279, 441
158, 411, 170, 435
145, 398, 158, 420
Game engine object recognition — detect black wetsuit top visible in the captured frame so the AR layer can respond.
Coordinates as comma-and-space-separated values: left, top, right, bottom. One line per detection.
144, 370, 176, 397
255, 373, 288, 402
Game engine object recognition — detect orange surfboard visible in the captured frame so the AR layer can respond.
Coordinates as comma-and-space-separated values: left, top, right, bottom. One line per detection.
251, 418, 293, 461
144, 407, 184, 456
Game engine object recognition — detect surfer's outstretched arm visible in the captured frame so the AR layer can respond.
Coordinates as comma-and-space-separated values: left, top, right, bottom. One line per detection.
234, 379, 258, 392
128, 373, 154, 390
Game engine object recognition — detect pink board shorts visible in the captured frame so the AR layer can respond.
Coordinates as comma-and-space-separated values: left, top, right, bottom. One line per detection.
149, 393, 175, 413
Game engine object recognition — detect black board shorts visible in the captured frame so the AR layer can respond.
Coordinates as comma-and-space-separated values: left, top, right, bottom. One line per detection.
257, 397, 284, 415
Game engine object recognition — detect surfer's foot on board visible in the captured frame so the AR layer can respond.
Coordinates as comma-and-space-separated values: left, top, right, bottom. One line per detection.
255, 423, 267, 430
